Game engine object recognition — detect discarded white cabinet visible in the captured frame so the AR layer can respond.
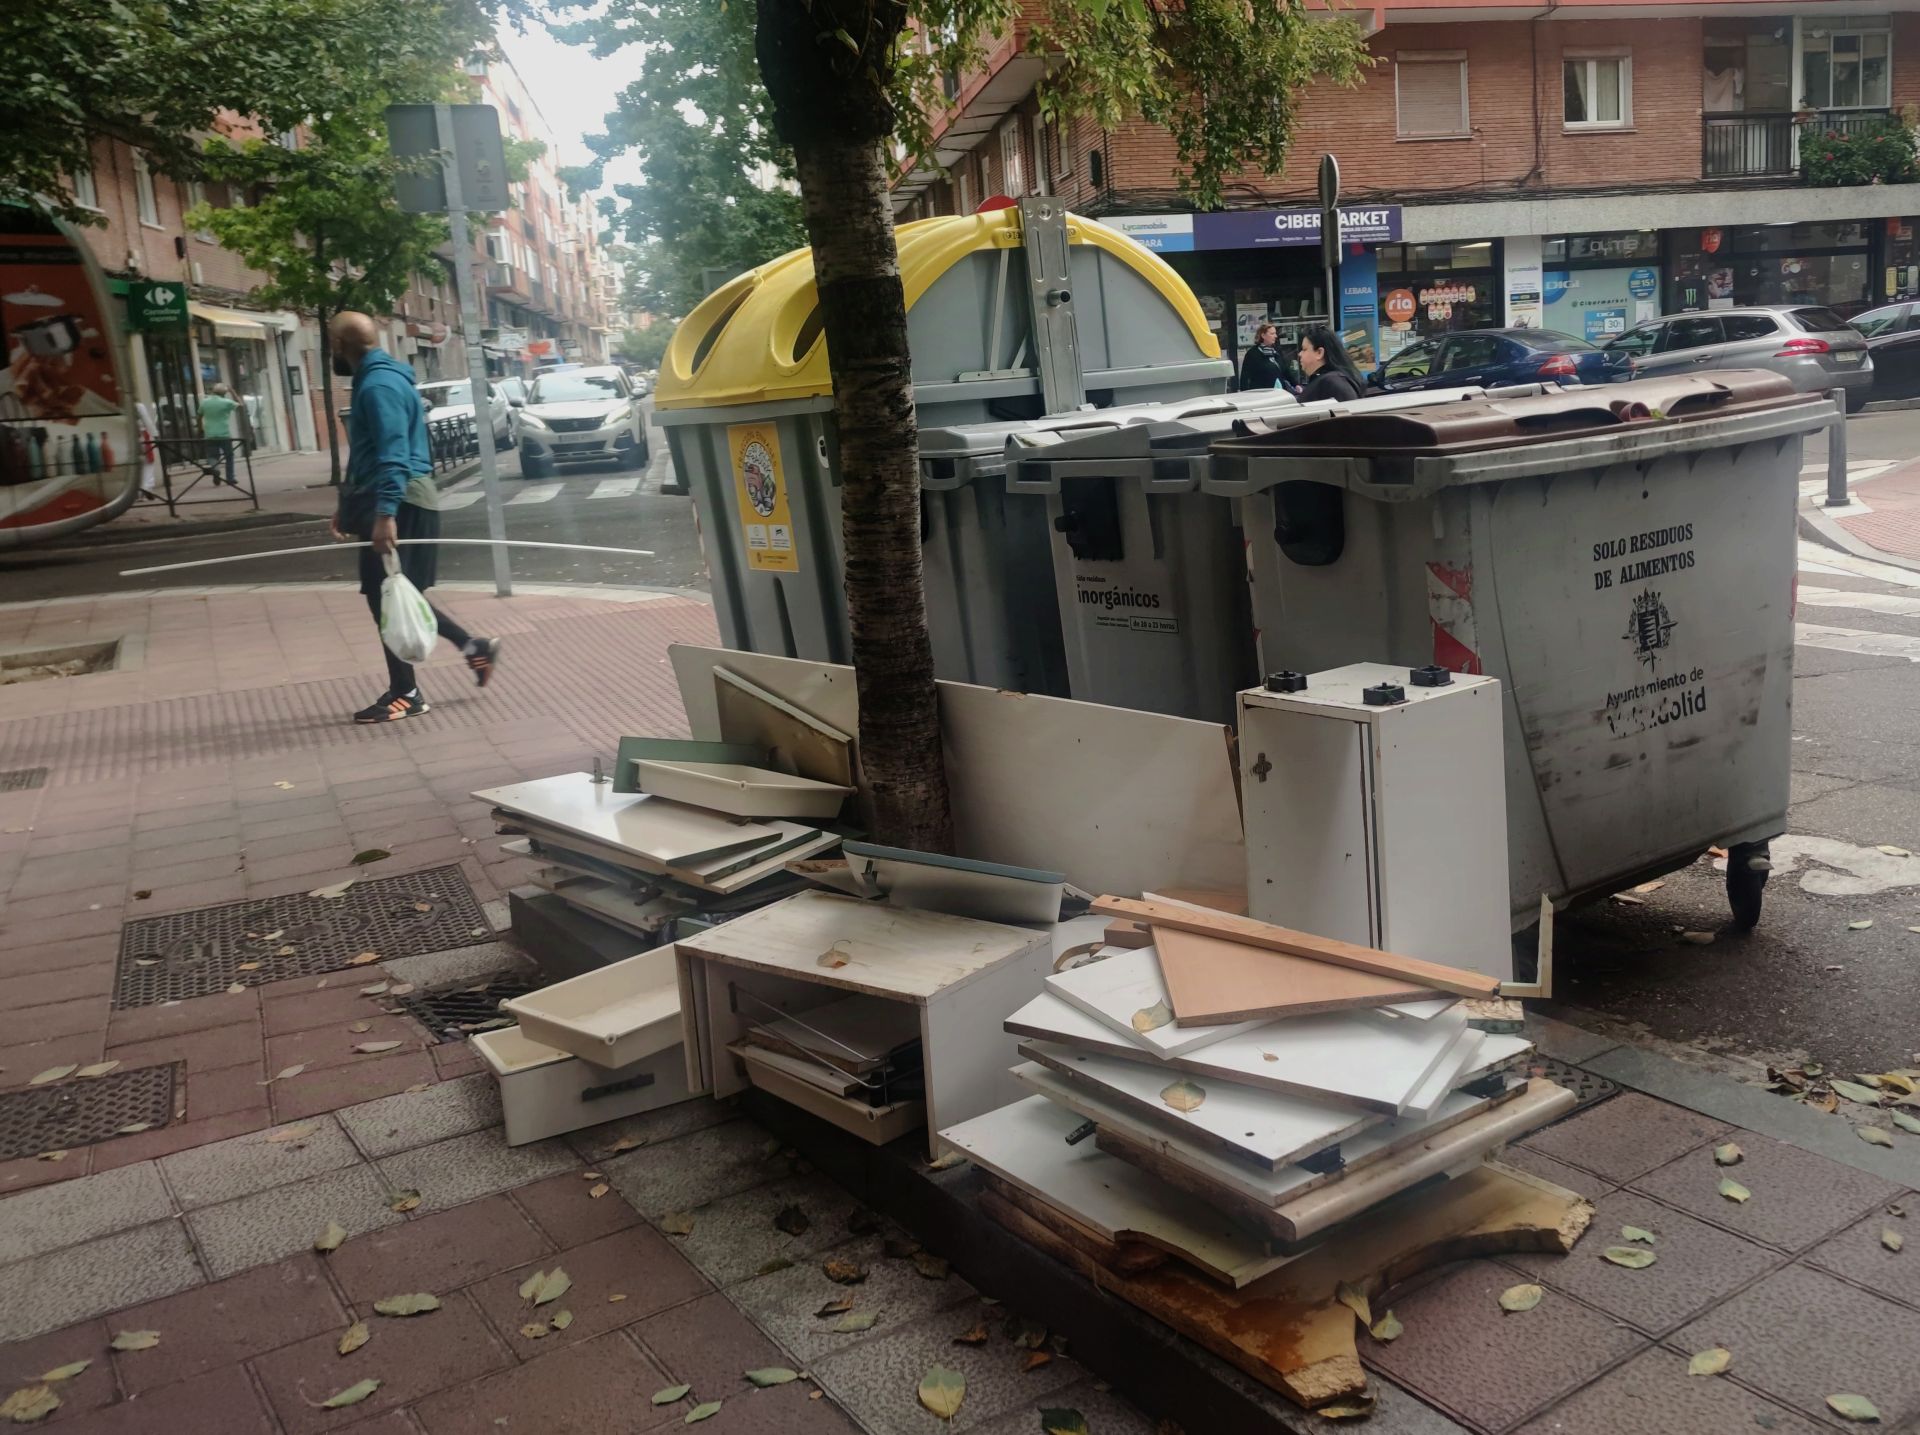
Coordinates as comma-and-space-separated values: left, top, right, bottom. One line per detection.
500, 947, 683, 1068
473, 1025, 698, 1146
1238, 663, 1511, 981
674, 890, 1053, 1157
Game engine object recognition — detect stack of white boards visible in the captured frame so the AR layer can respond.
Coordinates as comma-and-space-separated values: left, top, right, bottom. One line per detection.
674, 889, 1057, 1157
475, 767, 847, 947
939, 899, 1572, 1285
475, 947, 700, 1145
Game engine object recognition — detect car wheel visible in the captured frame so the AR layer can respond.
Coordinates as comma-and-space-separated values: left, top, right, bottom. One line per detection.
1845, 388, 1869, 414
621, 442, 647, 471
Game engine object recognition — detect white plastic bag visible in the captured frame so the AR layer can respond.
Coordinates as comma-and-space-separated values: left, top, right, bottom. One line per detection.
378, 551, 437, 664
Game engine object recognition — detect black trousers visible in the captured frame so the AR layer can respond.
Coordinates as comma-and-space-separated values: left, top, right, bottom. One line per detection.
364, 590, 471, 695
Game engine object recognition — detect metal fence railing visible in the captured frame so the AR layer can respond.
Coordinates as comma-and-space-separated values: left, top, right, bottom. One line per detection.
140, 438, 259, 517
427, 414, 478, 472
1703, 108, 1896, 180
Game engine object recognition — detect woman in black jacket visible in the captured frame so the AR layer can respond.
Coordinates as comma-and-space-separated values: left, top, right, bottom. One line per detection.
1238, 322, 1287, 391
1296, 325, 1367, 404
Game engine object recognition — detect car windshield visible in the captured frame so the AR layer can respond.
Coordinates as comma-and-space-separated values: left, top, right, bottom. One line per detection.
1851, 307, 1905, 338
1791, 307, 1853, 334
420, 382, 472, 409
497, 378, 527, 401
531, 372, 624, 403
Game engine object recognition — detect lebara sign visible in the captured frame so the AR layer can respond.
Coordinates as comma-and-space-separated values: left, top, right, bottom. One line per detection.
1104, 208, 1402, 253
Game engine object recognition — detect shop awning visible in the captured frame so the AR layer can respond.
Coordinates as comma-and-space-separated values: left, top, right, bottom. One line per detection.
187, 302, 298, 340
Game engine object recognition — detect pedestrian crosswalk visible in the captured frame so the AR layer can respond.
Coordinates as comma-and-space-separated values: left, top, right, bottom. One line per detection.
438, 473, 645, 511
1796, 541, 1920, 665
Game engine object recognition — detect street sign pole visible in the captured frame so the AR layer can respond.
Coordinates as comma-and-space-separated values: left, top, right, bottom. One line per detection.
433, 103, 511, 598
1318, 154, 1341, 331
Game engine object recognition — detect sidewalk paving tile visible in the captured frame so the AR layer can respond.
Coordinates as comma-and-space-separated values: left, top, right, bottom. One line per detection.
968, 1379, 1160, 1435
186, 1062, 270, 1121
376, 938, 529, 990
731, 1233, 979, 1368
1513, 1346, 1825, 1435
252, 1288, 513, 1435
106, 1017, 264, 1076
334, 1072, 501, 1159
55, 1363, 278, 1435
472, 1226, 711, 1357
91, 1108, 273, 1174
264, 1015, 428, 1075
106, 990, 258, 1047
0, 1148, 93, 1197
324, 1194, 551, 1306
0, 963, 116, 1011
1517, 1092, 1730, 1186
508, 1169, 643, 1248
0, 1162, 175, 1265
158, 1113, 361, 1210
1630, 1129, 1903, 1253
269, 1049, 439, 1123
185, 1162, 402, 1279
411, 1329, 676, 1435
810, 1303, 1085, 1434
667, 1171, 872, 1289
373, 1126, 578, 1212
1671, 1262, 1920, 1429
8, 997, 112, 1042
650, 1378, 866, 1434
0, 1035, 110, 1095
1504, 1189, 1785, 1335
1494, 1147, 1615, 1197
633, 1289, 796, 1401
1805, 1203, 1920, 1308
0, 1318, 118, 1424
1361, 1258, 1647, 1433
604, 1118, 787, 1218
261, 983, 398, 1037
109, 1253, 347, 1395
0, 1220, 204, 1344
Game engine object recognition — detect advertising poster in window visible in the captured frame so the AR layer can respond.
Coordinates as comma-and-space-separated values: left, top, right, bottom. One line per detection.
1544, 265, 1662, 344
1338, 249, 1380, 370
727, 421, 799, 573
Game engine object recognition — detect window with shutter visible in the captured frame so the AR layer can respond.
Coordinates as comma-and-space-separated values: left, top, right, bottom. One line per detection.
1000, 122, 1025, 196
1396, 55, 1470, 138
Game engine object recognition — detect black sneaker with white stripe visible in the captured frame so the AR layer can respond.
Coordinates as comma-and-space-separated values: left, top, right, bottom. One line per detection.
353, 689, 430, 724
464, 638, 501, 687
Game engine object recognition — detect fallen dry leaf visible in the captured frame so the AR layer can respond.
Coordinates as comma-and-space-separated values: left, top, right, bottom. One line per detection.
1498, 1283, 1543, 1313
348, 952, 380, 967
607, 1293, 627, 1303
351, 849, 390, 865
745, 1368, 798, 1387
27, 1065, 76, 1086
1679, 931, 1716, 946
817, 945, 849, 969
912, 1251, 951, 1281
237, 962, 262, 972
353, 1041, 403, 1054
531, 1268, 571, 1307
823, 1257, 867, 1285
337, 1321, 369, 1356
773, 1204, 810, 1236
1621, 1225, 1658, 1245
116, 1123, 152, 1135
389, 983, 415, 996
37, 1361, 88, 1383
953, 1322, 990, 1346
1160, 1078, 1206, 1113
36, 1151, 66, 1163
1602, 1246, 1658, 1269
108, 1331, 159, 1352
1131, 1000, 1173, 1034
272, 1064, 306, 1083
226, 983, 247, 996
917, 1365, 966, 1420
320, 1378, 380, 1409
589, 1183, 609, 1199
685, 1401, 722, 1424
1022, 1350, 1053, 1373
359, 983, 390, 997
1368, 1310, 1403, 1343
372, 1293, 440, 1317
1688, 1347, 1731, 1377
315, 1221, 348, 1254
1334, 1281, 1372, 1328
1883, 1229, 1904, 1252
1859, 1127, 1896, 1148
310, 880, 355, 899
1848, 919, 1875, 931
0, 1386, 59, 1423
73, 1061, 119, 1080
519, 1322, 550, 1340
1719, 1177, 1752, 1204
1632, 879, 1666, 893
653, 1384, 691, 1405
550, 1310, 574, 1331
265, 1123, 316, 1144
387, 1189, 421, 1213
348, 1021, 372, 1034
1713, 1142, 1743, 1166
1827, 1394, 1882, 1423
660, 1212, 695, 1236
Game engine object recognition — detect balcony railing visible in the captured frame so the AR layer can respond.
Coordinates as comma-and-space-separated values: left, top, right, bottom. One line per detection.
1703, 108, 1894, 179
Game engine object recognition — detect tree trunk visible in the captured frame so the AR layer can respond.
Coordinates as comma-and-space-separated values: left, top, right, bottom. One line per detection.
755, 0, 952, 851
317, 303, 342, 486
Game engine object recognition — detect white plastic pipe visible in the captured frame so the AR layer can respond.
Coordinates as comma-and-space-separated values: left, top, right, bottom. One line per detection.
120, 537, 655, 578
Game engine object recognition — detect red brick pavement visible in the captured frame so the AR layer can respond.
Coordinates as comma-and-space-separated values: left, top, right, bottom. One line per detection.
1838, 459, 1920, 561
0, 586, 718, 1195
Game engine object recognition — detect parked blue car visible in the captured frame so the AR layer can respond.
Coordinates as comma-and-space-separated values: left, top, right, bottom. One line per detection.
1368, 327, 1631, 393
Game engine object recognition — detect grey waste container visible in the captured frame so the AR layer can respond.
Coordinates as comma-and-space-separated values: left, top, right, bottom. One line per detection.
1203, 370, 1834, 931
1001, 385, 1518, 724
652, 205, 1232, 684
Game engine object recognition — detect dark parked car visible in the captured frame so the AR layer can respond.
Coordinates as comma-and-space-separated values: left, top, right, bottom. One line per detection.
1849, 302, 1920, 401
1369, 328, 1627, 394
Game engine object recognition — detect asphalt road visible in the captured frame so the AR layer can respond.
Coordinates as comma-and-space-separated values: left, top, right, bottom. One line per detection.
11, 405, 1920, 1077
0, 428, 708, 600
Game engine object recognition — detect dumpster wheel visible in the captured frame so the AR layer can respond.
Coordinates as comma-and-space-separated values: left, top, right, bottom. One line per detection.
1725, 839, 1771, 934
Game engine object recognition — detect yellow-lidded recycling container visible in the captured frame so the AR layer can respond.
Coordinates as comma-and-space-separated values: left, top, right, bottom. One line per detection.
652, 207, 1232, 692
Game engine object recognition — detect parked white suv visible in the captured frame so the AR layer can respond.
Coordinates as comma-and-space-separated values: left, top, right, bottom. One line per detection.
419, 379, 514, 448
516, 365, 648, 477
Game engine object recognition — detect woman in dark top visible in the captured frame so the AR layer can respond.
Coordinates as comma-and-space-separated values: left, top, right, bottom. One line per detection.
1238, 322, 1287, 391
1296, 325, 1366, 404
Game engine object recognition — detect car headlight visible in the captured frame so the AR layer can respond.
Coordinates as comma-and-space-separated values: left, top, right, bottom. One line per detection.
599, 412, 629, 431
519, 412, 550, 432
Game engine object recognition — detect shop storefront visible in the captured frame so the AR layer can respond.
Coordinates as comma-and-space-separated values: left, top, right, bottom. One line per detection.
1665, 221, 1875, 315
1104, 205, 1402, 387
1541, 230, 1663, 344
1374, 240, 1502, 363
189, 303, 299, 454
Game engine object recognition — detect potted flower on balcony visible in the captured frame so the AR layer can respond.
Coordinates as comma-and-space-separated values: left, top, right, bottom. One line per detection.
1801, 107, 1920, 187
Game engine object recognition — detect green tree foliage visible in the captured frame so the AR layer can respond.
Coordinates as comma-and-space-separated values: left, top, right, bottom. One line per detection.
1800, 112, 1920, 188
614, 325, 671, 370
1, 0, 511, 223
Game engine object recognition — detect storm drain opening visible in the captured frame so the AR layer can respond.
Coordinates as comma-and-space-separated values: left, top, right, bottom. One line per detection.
0, 1063, 178, 1161
394, 973, 539, 1043
0, 638, 124, 685
114, 864, 491, 1009
1526, 1054, 1619, 1122
0, 767, 48, 793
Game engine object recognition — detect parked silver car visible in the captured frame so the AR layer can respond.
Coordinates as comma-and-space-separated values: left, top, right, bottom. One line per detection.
1603, 305, 1873, 410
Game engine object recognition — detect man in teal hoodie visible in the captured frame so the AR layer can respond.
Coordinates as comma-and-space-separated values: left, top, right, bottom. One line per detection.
329, 311, 501, 722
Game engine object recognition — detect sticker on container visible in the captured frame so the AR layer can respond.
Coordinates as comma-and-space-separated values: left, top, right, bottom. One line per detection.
727, 421, 799, 573
1073, 572, 1179, 635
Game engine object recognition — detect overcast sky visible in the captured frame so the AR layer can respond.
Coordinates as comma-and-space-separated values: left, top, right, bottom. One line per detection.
497, 15, 645, 194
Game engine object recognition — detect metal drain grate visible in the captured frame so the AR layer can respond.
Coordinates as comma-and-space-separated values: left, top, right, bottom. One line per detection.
0, 1064, 177, 1161
114, 865, 491, 1009
0, 767, 48, 793
1527, 1055, 1619, 1118
395, 974, 538, 1043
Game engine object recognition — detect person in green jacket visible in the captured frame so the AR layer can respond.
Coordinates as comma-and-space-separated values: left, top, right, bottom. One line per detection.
198, 382, 239, 486
328, 311, 501, 723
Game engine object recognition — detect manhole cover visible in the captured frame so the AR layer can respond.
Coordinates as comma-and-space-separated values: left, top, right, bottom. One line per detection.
1527, 1054, 1619, 1119
0, 1064, 177, 1161
0, 767, 48, 793
114, 865, 490, 1009
395, 974, 538, 1043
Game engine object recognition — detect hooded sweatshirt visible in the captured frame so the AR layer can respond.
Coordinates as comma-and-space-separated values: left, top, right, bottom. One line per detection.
338, 348, 439, 534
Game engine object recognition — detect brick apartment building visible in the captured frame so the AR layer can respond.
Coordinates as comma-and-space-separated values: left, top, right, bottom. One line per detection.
66, 50, 612, 455
895, 0, 1920, 381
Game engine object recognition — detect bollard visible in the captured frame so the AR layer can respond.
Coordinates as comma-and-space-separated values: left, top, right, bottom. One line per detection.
1826, 387, 1850, 508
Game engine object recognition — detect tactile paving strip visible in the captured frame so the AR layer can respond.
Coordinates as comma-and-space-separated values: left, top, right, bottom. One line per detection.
114, 865, 490, 1009
0, 766, 47, 792
0, 1063, 176, 1161
394, 974, 538, 1043
1527, 1054, 1619, 1117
